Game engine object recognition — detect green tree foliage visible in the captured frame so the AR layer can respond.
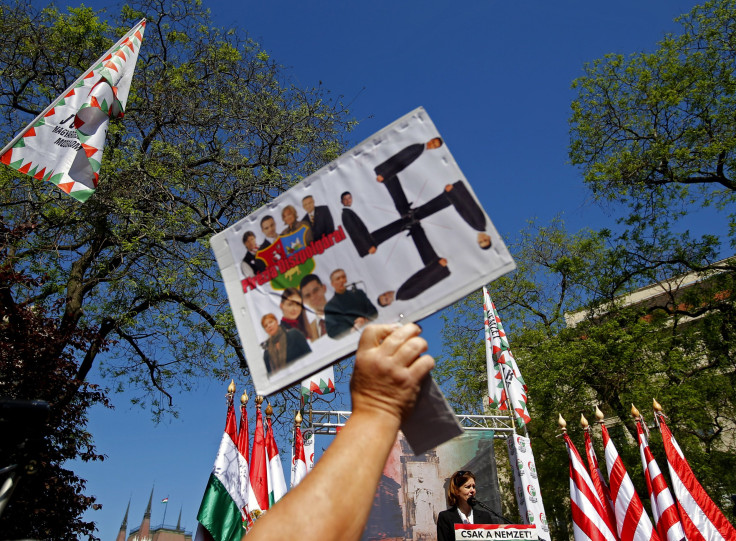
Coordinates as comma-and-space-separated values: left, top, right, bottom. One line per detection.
1, 222, 109, 539
569, 0, 736, 228
0, 0, 352, 536
438, 220, 736, 537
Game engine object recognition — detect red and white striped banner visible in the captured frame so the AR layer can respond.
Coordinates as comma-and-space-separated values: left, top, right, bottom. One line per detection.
601, 425, 661, 541
563, 432, 618, 541
657, 414, 736, 541
584, 428, 618, 538
635, 420, 684, 541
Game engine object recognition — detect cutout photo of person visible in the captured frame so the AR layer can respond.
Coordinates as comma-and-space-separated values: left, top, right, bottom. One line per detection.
259, 215, 279, 250
377, 290, 395, 307
299, 274, 329, 340
301, 195, 335, 242
324, 269, 378, 339
279, 288, 317, 341
281, 204, 313, 247
340, 191, 352, 207
241, 230, 267, 277
261, 313, 311, 374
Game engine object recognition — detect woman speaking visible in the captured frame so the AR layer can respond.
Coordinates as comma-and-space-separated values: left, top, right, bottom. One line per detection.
436, 470, 495, 541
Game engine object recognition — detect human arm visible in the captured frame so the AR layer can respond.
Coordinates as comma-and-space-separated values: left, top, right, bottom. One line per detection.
436, 509, 455, 541
243, 323, 434, 541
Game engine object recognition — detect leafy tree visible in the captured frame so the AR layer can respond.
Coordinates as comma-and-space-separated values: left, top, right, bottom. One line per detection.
569, 0, 736, 230
1, 222, 109, 540
0, 0, 352, 536
438, 220, 736, 537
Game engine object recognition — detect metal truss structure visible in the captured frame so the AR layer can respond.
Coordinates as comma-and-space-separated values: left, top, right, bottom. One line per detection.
305, 410, 519, 438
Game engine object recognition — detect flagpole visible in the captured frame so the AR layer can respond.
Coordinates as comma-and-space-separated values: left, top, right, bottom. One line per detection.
161, 496, 168, 526
0, 18, 146, 156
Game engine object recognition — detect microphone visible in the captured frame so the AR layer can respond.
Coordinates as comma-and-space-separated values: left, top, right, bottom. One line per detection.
466, 496, 511, 524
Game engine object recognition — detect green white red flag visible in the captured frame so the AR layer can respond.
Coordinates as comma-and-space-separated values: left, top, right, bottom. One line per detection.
484, 287, 531, 427
0, 19, 146, 202
483, 287, 505, 410
300, 366, 335, 398
236, 402, 260, 528
195, 400, 247, 541
266, 416, 287, 506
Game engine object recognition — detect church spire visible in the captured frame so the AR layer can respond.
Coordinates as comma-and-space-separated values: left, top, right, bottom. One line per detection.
115, 499, 130, 541
144, 485, 154, 518
176, 507, 182, 530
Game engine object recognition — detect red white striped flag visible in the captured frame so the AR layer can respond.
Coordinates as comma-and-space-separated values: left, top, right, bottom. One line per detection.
563, 432, 618, 541
601, 425, 661, 541
290, 423, 307, 488
656, 413, 736, 541
635, 419, 685, 541
249, 404, 269, 511
584, 428, 618, 537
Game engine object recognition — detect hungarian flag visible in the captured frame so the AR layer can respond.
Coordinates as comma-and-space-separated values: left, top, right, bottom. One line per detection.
656, 413, 736, 540
236, 401, 260, 527
0, 20, 146, 202
563, 432, 618, 541
601, 424, 661, 541
483, 287, 504, 410
195, 400, 247, 541
635, 419, 684, 541
583, 428, 618, 537
300, 366, 335, 398
484, 288, 531, 427
290, 423, 307, 488
249, 404, 269, 511
266, 416, 288, 506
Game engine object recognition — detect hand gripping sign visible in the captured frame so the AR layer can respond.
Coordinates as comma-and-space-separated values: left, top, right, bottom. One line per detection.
210, 108, 515, 450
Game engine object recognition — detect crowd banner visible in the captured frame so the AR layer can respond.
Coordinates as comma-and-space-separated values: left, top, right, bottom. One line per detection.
507, 435, 551, 540
210, 107, 516, 396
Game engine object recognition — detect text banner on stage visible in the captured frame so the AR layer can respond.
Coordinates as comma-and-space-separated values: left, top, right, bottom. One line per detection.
211, 107, 516, 396
454, 524, 539, 540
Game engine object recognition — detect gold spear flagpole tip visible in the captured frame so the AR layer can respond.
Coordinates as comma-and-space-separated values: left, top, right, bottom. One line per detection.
295, 410, 302, 424
595, 406, 604, 421
255, 395, 264, 406
653, 398, 663, 412
580, 414, 589, 428
558, 414, 567, 430
240, 390, 248, 405
227, 379, 236, 394
631, 403, 640, 418
265, 402, 273, 417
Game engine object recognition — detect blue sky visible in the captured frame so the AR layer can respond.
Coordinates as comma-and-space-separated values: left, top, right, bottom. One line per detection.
60, 1, 705, 538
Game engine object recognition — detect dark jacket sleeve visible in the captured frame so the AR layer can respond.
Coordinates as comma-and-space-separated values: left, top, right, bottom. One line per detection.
436, 509, 456, 541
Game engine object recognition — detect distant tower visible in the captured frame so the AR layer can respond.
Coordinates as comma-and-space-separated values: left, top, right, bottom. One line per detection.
122, 487, 192, 541
116, 500, 130, 541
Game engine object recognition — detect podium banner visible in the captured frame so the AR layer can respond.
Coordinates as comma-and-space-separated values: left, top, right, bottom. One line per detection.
454, 524, 539, 540
211, 107, 515, 395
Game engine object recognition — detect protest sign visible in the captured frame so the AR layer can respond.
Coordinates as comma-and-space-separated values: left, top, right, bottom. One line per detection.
210, 107, 515, 396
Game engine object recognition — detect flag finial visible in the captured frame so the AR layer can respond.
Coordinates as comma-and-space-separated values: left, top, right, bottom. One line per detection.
265, 402, 273, 418
255, 395, 264, 407
594, 405, 604, 422
241, 389, 248, 405
558, 413, 567, 432
295, 410, 302, 425
631, 403, 640, 419
653, 398, 663, 412
228, 379, 236, 394
580, 413, 589, 428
